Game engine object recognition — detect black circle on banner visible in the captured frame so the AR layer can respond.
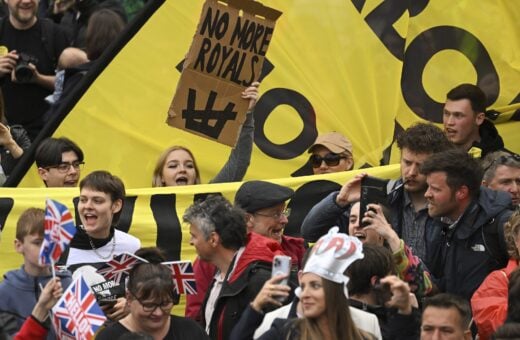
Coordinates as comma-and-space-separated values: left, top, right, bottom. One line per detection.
401, 25, 499, 123
254, 88, 317, 159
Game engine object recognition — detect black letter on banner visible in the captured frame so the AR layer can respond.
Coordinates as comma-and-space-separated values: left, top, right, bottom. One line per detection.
72, 196, 136, 233
401, 26, 499, 123
285, 180, 341, 237
199, 8, 229, 40
182, 89, 237, 139
351, 0, 429, 60
0, 198, 14, 232
254, 88, 317, 159
150, 194, 182, 261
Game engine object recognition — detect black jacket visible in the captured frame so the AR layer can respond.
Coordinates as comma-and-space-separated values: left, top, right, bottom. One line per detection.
428, 186, 513, 300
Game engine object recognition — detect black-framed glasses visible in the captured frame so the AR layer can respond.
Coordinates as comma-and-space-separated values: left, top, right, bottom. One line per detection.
309, 153, 346, 168
129, 291, 174, 314
254, 208, 291, 220
46, 161, 84, 173
483, 154, 520, 173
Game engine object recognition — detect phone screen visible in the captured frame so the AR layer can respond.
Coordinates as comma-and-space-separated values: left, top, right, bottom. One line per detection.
359, 176, 389, 227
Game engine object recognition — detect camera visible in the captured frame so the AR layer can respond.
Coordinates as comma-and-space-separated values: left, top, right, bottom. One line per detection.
15, 52, 38, 83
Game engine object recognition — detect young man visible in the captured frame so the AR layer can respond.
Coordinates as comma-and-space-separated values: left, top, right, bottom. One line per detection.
481, 151, 520, 206
302, 123, 452, 265
421, 293, 472, 340
184, 195, 285, 340
421, 149, 513, 299
35, 137, 84, 187
443, 83, 504, 157
0, 208, 72, 339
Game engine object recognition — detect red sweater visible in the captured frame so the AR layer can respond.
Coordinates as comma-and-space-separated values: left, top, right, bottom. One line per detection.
15, 316, 48, 340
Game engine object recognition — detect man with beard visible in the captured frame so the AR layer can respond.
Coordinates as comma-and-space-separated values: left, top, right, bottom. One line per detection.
421, 149, 513, 300
443, 83, 505, 158
0, 0, 69, 141
302, 123, 452, 267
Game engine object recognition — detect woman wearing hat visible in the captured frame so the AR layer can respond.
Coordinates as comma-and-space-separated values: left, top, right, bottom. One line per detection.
308, 131, 354, 175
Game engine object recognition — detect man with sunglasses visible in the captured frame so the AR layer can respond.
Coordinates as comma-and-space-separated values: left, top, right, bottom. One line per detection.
35, 136, 84, 187
481, 151, 520, 207
308, 131, 354, 174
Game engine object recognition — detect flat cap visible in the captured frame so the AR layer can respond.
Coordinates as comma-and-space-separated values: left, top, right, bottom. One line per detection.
235, 180, 294, 213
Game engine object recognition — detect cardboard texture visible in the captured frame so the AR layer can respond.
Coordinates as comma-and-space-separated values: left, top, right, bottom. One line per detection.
167, 0, 282, 147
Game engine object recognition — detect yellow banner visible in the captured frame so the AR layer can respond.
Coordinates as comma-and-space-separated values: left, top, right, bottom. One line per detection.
15, 0, 519, 188
1, 165, 399, 313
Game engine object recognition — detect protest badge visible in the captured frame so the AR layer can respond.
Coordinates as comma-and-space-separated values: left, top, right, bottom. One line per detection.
167, 0, 282, 146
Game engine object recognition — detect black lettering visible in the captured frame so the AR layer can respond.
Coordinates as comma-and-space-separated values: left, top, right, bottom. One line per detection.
206, 42, 222, 73
182, 89, 237, 139
230, 17, 248, 46
238, 21, 256, 51
242, 55, 259, 86
193, 38, 212, 72
401, 26, 499, 123
221, 50, 245, 85
150, 194, 182, 261
254, 88, 317, 159
199, 7, 229, 40
250, 24, 264, 54
216, 45, 234, 76
258, 27, 273, 56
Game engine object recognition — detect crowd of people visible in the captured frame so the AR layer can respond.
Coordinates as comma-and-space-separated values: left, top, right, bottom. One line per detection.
1, 0, 520, 338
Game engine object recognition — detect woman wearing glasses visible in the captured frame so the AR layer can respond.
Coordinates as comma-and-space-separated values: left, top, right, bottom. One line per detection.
95, 248, 209, 340
307, 132, 354, 175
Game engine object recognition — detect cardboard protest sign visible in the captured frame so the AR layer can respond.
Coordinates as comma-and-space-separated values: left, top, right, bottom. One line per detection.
168, 0, 282, 146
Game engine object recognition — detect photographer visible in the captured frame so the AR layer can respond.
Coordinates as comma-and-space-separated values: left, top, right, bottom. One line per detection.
0, 0, 69, 141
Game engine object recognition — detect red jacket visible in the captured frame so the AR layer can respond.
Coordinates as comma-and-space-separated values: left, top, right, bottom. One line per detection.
185, 233, 305, 320
471, 259, 519, 340
15, 316, 48, 340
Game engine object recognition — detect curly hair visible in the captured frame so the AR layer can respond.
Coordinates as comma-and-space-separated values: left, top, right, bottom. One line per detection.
504, 211, 520, 260
396, 122, 453, 154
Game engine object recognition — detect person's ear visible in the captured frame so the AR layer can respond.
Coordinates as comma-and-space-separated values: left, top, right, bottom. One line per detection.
475, 111, 485, 126
369, 276, 379, 287
455, 186, 469, 201
111, 199, 123, 214
245, 213, 254, 229
37, 167, 48, 181
463, 330, 472, 340
14, 238, 23, 254
209, 231, 220, 247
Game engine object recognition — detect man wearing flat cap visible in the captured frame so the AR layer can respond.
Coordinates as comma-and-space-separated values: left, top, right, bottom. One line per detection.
308, 131, 354, 175
234, 180, 306, 269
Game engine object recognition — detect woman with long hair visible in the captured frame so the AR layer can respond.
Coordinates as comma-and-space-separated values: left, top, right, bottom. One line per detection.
230, 227, 375, 340
95, 247, 209, 339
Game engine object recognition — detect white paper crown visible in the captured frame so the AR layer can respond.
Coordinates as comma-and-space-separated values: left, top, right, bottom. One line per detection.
303, 227, 364, 287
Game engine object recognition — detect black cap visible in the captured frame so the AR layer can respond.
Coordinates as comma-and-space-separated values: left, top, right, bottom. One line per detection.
235, 180, 294, 213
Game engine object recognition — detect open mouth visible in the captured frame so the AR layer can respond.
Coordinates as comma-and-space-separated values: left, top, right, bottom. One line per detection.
83, 213, 97, 224
175, 176, 188, 185
353, 232, 366, 241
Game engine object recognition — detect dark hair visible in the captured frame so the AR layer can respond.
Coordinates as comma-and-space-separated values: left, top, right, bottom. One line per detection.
423, 293, 472, 330
86, 9, 125, 60
493, 323, 520, 339
346, 244, 393, 296
446, 83, 487, 113
396, 122, 453, 154
117, 333, 154, 340
507, 269, 520, 323
183, 195, 247, 250
127, 247, 176, 303
35, 137, 84, 168
420, 149, 482, 199
80, 171, 125, 223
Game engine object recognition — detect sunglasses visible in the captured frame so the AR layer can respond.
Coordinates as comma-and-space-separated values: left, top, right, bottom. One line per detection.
309, 153, 346, 168
483, 154, 520, 173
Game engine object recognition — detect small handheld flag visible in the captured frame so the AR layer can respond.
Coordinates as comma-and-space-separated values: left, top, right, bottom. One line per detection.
162, 261, 196, 295
96, 252, 147, 285
39, 199, 76, 267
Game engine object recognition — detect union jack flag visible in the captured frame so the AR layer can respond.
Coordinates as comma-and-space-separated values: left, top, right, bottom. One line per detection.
39, 199, 76, 265
96, 252, 147, 285
162, 261, 196, 295
51, 275, 107, 340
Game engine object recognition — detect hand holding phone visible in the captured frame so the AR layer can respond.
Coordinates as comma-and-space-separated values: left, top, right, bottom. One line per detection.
359, 176, 389, 227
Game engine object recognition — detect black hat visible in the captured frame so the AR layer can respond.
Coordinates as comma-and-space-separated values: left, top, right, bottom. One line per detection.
235, 180, 294, 213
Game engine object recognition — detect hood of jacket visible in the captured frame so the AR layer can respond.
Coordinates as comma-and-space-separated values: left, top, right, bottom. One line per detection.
457, 186, 512, 239
228, 232, 285, 283
474, 119, 504, 157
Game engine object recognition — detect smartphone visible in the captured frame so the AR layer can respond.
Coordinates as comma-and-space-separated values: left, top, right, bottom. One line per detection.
359, 175, 389, 227
272, 255, 291, 285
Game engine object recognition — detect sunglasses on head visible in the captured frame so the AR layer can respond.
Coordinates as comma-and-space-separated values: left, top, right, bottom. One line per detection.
309, 153, 346, 168
483, 154, 520, 173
